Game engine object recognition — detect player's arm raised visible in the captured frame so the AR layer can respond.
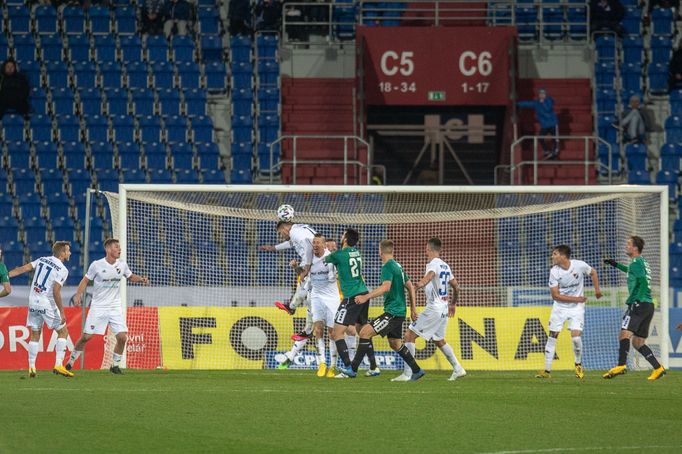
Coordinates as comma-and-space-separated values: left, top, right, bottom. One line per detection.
8, 262, 34, 278
604, 259, 628, 273
414, 270, 436, 290
128, 274, 150, 285
448, 277, 459, 317
591, 268, 603, 299
550, 286, 587, 303
259, 241, 292, 252
405, 279, 418, 321
355, 280, 391, 305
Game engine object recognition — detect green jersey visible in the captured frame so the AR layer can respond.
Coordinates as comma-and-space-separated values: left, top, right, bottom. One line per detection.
616, 256, 653, 305
324, 247, 368, 298
380, 259, 410, 317
0, 263, 8, 284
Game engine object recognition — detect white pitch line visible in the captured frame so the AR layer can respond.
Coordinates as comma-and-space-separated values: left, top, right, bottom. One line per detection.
477, 445, 682, 454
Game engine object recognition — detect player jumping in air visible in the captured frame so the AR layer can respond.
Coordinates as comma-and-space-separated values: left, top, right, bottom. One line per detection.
603, 235, 666, 380
536, 245, 601, 379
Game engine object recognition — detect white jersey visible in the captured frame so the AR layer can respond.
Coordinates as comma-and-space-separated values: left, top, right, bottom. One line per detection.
29, 256, 68, 307
86, 258, 132, 310
308, 250, 341, 301
288, 224, 316, 268
548, 259, 592, 309
424, 257, 453, 308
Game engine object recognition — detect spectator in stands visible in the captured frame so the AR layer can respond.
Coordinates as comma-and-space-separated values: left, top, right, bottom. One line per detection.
617, 95, 646, 144
255, 0, 282, 32
0, 59, 30, 120
590, 0, 625, 37
517, 88, 559, 160
163, 0, 194, 37
668, 46, 682, 92
229, 0, 252, 35
141, 0, 165, 35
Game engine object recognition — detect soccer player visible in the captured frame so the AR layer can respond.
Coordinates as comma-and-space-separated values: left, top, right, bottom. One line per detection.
8, 241, 72, 378
341, 239, 425, 380
395, 237, 465, 382
536, 245, 602, 379
603, 235, 666, 380
0, 247, 11, 298
64, 238, 149, 374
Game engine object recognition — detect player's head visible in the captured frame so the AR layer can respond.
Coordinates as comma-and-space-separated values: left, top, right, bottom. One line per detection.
52, 241, 71, 261
379, 240, 394, 260
551, 245, 571, 264
626, 235, 645, 257
426, 237, 441, 256
341, 228, 359, 248
104, 238, 121, 259
326, 239, 337, 252
276, 221, 293, 240
312, 233, 326, 256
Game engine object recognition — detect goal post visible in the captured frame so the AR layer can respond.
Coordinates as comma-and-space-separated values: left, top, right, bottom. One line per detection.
99, 185, 669, 371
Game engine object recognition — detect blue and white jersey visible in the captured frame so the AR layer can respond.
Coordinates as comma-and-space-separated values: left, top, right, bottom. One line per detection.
424, 258, 453, 309
29, 256, 69, 308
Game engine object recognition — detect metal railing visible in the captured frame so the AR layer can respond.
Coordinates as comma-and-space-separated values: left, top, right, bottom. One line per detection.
502, 135, 614, 185
267, 135, 378, 185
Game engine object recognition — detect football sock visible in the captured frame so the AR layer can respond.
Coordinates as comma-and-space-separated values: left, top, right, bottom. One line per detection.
28, 341, 39, 369
635, 344, 661, 369
304, 309, 313, 335
397, 345, 420, 374
439, 343, 462, 370
351, 338, 371, 372
544, 336, 557, 372
316, 338, 326, 366
572, 336, 583, 365
54, 338, 67, 367
290, 286, 308, 310
618, 338, 630, 366
285, 339, 308, 361
366, 338, 377, 370
112, 353, 122, 367
404, 342, 416, 376
335, 339, 351, 367
346, 335, 357, 360
328, 339, 337, 368
67, 350, 82, 367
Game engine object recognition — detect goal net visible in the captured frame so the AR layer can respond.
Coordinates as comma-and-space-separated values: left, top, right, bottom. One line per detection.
98, 185, 668, 372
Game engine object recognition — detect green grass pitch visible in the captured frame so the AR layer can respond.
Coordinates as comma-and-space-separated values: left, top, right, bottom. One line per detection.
1, 370, 681, 453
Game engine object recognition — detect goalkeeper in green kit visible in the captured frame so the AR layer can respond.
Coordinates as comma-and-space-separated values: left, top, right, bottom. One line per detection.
603, 235, 666, 380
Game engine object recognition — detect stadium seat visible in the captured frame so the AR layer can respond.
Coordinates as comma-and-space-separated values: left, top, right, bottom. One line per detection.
169, 142, 195, 169
184, 88, 207, 117
201, 36, 224, 62
45, 61, 69, 87
8, 6, 31, 35
73, 62, 98, 89
34, 142, 60, 169
120, 35, 144, 62
24, 217, 48, 244
201, 168, 226, 183
131, 88, 155, 116
79, 87, 104, 116
67, 35, 91, 61
542, 7, 564, 40
121, 168, 147, 183
126, 62, 149, 89
35, 5, 58, 35
198, 8, 221, 35
651, 7, 674, 36
148, 168, 174, 183
595, 61, 615, 88
40, 35, 63, 62
665, 115, 682, 143
146, 35, 169, 63
51, 216, 76, 244
152, 62, 175, 88
6, 141, 32, 169
175, 169, 200, 183
648, 63, 669, 94
172, 36, 195, 62
177, 62, 201, 89
62, 142, 87, 169
144, 148, 168, 170
115, 7, 137, 35
52, 88, 77, 116
204, 62, 228, 90
13, 35, 37, 62
95, 168, 120, 192
191, 116, 214, 143
164, 116, 188, 142
650, 35, 672, 65
656, 170, 679, 199
93, 35, 117, 62
196, 142, 221, 169
566, 6, 587, 40
158, 88, 182, 116
40, 168, 65, 196
83, 115, 110, 143
100, 62, 125, 88
117, 142, 142, 170
89, 6, 112, 35
22, 62, 43, 90
66, 168, 93, 198
55, 115, 81, 143
62, 6, 86, 35
622, 7, 641, 36
138, 116, 163, 143
258, 88, 279, 112
90, 141, 115, 169
2, 114, 26, 142
111, 115, 136, 143
104, 87, 129, 115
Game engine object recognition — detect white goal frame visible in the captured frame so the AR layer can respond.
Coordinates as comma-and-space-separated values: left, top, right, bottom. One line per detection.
112, 184, 670, 369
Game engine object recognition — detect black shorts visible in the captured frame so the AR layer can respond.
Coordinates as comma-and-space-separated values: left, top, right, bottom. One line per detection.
370, 312, 405, 339
334, 293, 369, 326
621, 301, 655, 338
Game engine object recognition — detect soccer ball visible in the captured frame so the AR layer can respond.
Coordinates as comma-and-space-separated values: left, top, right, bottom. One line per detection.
277, 204, 295, 222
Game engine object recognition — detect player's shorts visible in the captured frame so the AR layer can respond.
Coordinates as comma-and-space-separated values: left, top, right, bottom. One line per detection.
548, 303, 585, 332
84, 307, 128, 335
371, 312, 405, 339
334, 293, 369, 326
311, 295, 340, 328
27, 305, 64, 331
621, 301, 654, 338
408, 304, 448, 341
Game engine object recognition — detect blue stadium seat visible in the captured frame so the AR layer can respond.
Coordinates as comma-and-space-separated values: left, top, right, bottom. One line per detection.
138, 116, 163, 143
198, 8, 221, 35
656, 170, 678, 199
95, 168, 120, 192
90, 141, 115, 169
164, 116, 188, 142
45, 61, 69, 87
51, 217, 76, 244
83, 114, 110, 143
45, 193, 71, 220
40, 35, 63, 62
257, 60, 279, 85
622, 36, 643, 64
115, 7, 137, 35
126, 61, 149, 89
0, 240, 24, 265
111, 115, 135, 143
131, 88, 155, 116
650, 35, 672, 65
73, 61, 97, 88
169, 142, 195, 169
200, 36, 224, 62
67, 35, 91, 61
8, 6, 31, 34
595, 61, 615, 88
231, 61, 254, 88
148, 168, 174, 183
566, 6, 587, 40
120, 35, 144, 62
595, 34, 617, 61
89, 6, 112, 35
34, 142, 60, 169
230, 167, 252, 184
152, 62, 175, 88
171, 35, 195, 62
145, 35, 169, 63
121, 168, 147, 183
184, 88, 207, 117
622, 6, 641, 36
93, 35, 117, 62
596, 88, 617, 113
177, 62, 201, 88
620, 63, 641, 93
542, 7, 564, 40
6, 141, 32, 169
144, 147, 168, 169
671, 90, 682, 115
661, 153, 682, 173
175, 169, 200, 183
648, 62, 669, 93
118, 142, 142, 170
100, 62, 124, 88
67, 168, 92, 198
256, 34, 278, 58
202, 168, 225, 183
35, 5, 58, 35
196, 142, 221, 169
515, 7, 537, 40
158, 88, 182, 117
258, 87, 279, 112
13, 35, 37, 62
55, 114, 81, 142
651, 8, 674, 36
41, 168, 65, 195
52, 87, 77, 116
79, 87, 104, 116
231, 141, 252, 156
204, 62, 227, 90
62, 142, 87, 169
104, 87, 128, 116
2, 114, 26, 142
62, 6, 86, 35
21, 62, 42, 89
665, 115, 682, 143
29, 87, 49, 116
191, 116, 213, 143
0, 36, 7, 61
24, 217, 48, 244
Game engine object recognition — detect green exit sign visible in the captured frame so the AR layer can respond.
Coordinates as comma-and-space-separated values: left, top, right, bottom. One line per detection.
428, 91, 446, 101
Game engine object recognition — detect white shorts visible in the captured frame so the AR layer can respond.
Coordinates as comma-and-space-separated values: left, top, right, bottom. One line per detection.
27, 305, 64, 331
84, 307, 128, 335
408, 304, 448, 341
311, 295, 339, 328
548, 304, 584, 332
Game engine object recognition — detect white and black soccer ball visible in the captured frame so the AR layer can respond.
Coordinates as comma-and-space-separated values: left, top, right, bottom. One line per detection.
276, 204, 295, 222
